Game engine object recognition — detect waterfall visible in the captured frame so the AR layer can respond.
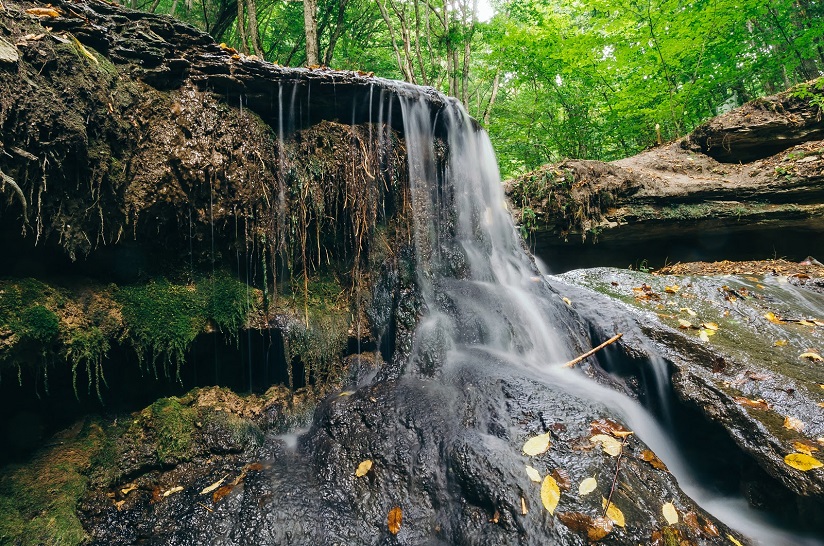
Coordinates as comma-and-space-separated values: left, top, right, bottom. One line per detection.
390, 91, 820, 545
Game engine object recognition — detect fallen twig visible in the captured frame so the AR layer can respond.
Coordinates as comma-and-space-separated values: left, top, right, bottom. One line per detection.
563, 333, 623, 368
602, 434, 628, 518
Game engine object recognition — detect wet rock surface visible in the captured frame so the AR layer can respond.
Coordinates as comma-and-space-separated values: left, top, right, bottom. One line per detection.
77, 353, 743, 545
551, 264, 824, 534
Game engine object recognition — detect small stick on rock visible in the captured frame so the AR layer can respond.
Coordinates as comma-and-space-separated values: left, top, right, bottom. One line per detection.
602, 434, 628, 518
563, 333, 623, 368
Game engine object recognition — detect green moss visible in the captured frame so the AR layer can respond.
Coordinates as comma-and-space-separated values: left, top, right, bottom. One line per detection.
146, 397, 197, 464
19, 305, 60, 345
117, 273, 251, 380
0, 421, 107, 546
67, 326, 110, 401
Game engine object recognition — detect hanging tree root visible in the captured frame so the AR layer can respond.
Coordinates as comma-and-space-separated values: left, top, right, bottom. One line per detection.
563, 333, 623, 368
0, 167, 27, 221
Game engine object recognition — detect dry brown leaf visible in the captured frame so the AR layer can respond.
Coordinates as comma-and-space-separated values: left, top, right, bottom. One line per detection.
551, 468, 571, 490
212, 484, 234, 503
388, 506, 402, 535
578, 477, 597, 496
662, 502, 678, 525
783, 416, 805, 432
601, 497, 625, 527
557, 512, 614, 541
114, 499, 125, 511
490, 510, 500, 524
640, 449, 668, 471
733, 396, 771, 410
523, 432, 551, 456
799, 351, 823, 362
784, 452, 823, 471
590, 418, 631, 438
525, 465, 542, 483
355, 459, 373, 477
590, 434, 622, 457
540, 475, 561, 515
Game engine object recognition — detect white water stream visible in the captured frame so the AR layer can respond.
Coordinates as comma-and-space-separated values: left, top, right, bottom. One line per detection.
391, 90, 821, 545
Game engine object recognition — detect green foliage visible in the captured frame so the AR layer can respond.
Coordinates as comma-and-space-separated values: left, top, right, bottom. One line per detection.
18, 305, 60, 345
67, 327, 110, 402
117, 273, 250, 380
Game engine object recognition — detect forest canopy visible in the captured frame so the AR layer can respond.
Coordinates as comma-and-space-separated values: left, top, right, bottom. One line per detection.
125, 0, 824, 177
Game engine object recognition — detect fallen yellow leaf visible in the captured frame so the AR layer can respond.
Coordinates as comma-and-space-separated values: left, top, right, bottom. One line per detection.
162, 486, 183, 497
680, 307, 697, 317
783, 416, 805, 432
664, 285, 679, 294
590, 434, 623, 457
541, 475, 561, 515
578, 477, 597, 496
784, 452, 823, 471
800, 352, 823, 362
728, 534, 744, 546
701, 322, 719, 330
765, 312, 784, 324
25, 7, 61, 16
521, 496, 528, 515
662, 502, 678, 525
792, 441, 819, 456
120, 483, 137, 495
388, 506, 402, 534
699, 330, 710, 342
602, 497, 625, 527
774, 339, 788, 347
563, 297, 572, 306
523, 432, 551, 456
678, 319, 692, 329
355, 459, 373, 477
525, 465, 542, 483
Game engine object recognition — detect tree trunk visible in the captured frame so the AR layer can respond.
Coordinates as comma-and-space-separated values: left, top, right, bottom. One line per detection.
304, 0, 319, 66
245, 0, 263, 56
482, 71, 499, 126
236, 0, 249, 54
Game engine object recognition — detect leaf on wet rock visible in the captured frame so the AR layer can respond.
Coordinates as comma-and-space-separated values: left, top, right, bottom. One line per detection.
702, 322, 719, 330
212, 484, 234, 503
563, 297, 572, 306
578, 477, 597, 496
26, 7, 62, 17
784, 452, 823, 471
162, 485, 183, 497
662, 502, 678, 525
664, 285, 680, 294
680, 307, 697, 317
540, 474, 561, 515
590, 434, 623, 457
557, 512, 613, 541
799, 351, 823, 362
601, 497, 625, 527
640, 449, 668, 471
523, 432, 551, 456
551, 468, 571, 490
678, 319, 693, 329
764, 312, 785, 324
733, 397, 771, 410
200, 474, 228, 495
388, 506, 402, 535
699, 330, 710, 342
120, 483, 137, 495
792, 441, 819, 456
728, 534, 744, 546
774, 339, 788, 347
521, 496, 528, 515
525, 465, 542, 483
783, 416, 805, 432
355, 459, 373, 477
590, 418, 632, 438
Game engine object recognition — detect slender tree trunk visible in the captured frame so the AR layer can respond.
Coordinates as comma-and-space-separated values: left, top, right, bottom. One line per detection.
324, 0, 349, 65
304, 0, 319, 66
482, 71, 500, 125
236, 0, 249, 53
246, 0, 263, 56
